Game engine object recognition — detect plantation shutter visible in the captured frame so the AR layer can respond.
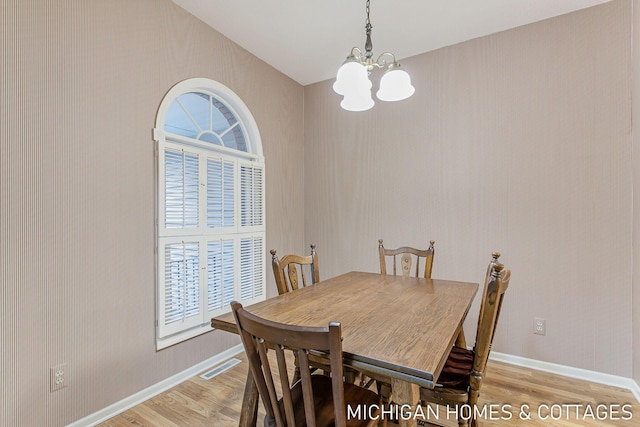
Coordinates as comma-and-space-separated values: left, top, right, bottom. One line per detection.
240, 163, 264, 228
206, 238, 235, 314
164, 149, 199, 229
160, 240, 202, 337
207, 157, 235, 229
155, 79, 265, 348
240, 235, 265, 302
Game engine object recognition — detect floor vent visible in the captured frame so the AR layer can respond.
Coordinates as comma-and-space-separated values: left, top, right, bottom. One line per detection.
199, 358, 242, 380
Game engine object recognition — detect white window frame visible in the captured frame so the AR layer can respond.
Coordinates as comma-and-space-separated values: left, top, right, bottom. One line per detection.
153, 78, 265, 349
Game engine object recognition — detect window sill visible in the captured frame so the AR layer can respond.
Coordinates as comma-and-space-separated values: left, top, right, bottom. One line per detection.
156, 323, 214, 350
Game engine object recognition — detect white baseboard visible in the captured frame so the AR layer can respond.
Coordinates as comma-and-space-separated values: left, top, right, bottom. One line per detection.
67, 344, 244, 427
489, 351, 640, 403
69, 345, 640, 426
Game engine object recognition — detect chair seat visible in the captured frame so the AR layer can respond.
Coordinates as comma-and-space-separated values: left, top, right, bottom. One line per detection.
437, 346, 474, 389
281, 374, 380, 427
419, 347, 473, 406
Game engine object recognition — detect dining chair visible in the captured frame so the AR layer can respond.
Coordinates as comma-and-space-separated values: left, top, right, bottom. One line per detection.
378, 239, 466, 348
271, 244, 354, 382
271, 244, 320, 295
378, 239, 435, 279
231, 301, 381, 427
418, 253, 511, 427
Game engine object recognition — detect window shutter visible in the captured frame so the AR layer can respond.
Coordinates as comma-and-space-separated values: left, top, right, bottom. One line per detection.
164, 148, 199, 229
206, 238, 235, 313
240, 163, 264, 227
207, 157, 235, 229
156, 80, 265, 348
239, 236, 265, 302
159, 241, 202, 337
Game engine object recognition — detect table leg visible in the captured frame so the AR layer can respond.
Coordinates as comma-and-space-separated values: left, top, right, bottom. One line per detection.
239, 369, 259, 427
390, 378, 420, 427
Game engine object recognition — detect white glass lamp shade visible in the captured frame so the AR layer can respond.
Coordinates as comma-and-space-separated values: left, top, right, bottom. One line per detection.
334, 61, 369, 95
340, 89, 375, 111
376, 67, 415, 102
334, 60, 374, 111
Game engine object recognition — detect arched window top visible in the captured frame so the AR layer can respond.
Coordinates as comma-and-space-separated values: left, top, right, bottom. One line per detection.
155, 78, 263, 158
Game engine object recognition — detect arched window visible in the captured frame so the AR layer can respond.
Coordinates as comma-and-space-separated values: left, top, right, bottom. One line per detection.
153, 78, 265, 349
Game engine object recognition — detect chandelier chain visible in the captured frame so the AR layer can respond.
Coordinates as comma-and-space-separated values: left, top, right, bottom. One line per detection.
365, 0, 371, 28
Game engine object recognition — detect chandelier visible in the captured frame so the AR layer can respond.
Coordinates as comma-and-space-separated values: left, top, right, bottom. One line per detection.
333, 0, 415, 112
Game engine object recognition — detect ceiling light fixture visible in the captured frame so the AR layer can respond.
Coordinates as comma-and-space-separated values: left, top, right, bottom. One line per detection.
333, 0, 415, 112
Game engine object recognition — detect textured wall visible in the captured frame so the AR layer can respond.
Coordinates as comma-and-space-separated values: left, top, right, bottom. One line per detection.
0, 0, 304, 425
633, 0, 640, 387
304, 0, 632, 377
1, 1, 637, 425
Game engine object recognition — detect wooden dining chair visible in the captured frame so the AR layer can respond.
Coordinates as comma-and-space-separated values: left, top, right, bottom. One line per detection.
271, 244, 353, 381
418, 253, 511, 427
378, 239, 435, 279
231, 301, 381, 427
378, 239, 466, 348
271, 244, 320, 295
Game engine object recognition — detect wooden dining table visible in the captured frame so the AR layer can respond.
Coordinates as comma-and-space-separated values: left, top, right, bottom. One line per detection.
211, 271, 479, 427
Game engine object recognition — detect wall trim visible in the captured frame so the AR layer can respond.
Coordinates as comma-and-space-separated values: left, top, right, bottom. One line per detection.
69, 346, 639, 426
490, 351, 640, 403
67, 344, 244, 427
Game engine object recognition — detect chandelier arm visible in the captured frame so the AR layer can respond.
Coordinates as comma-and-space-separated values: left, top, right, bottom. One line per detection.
350, 47, 364, 60
374, 52, 397, 68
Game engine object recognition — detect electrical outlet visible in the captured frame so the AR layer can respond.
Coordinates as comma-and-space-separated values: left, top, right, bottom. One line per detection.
50, 363, 67, 392
534, 318, 546, 336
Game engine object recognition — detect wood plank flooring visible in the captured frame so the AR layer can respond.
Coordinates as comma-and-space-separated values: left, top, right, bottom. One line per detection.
99, 353, 639, 427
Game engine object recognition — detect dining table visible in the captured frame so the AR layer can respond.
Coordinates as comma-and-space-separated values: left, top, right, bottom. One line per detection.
211, 270, 479, 427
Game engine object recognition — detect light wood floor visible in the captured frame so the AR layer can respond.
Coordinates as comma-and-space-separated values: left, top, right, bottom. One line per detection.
99, 353, 639, 427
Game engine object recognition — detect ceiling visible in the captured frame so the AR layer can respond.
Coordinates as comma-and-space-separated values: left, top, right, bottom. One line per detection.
171, 0, 609, 86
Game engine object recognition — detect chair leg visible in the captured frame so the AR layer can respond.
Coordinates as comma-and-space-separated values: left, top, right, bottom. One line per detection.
448, 402, 468, 427
239, 370, 260, 427
467, 380, 481, 427
455, 328, 467, 349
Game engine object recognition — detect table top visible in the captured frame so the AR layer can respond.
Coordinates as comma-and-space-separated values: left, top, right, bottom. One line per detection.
211, 271, 478, 388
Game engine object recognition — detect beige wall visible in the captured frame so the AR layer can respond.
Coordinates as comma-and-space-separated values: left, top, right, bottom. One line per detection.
0, 0, 304, 425
633, 0, 640, 386
304, 0, 632, 377
2, 0, 639, 425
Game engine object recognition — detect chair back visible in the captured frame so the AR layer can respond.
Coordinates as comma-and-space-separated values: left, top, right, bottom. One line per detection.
271, 244, 320, 294
419, 253, 511, 427
475, 251, 503, 332
378, 239, 435, 278
231, 301, 347, 427
472, 257, 511, 385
